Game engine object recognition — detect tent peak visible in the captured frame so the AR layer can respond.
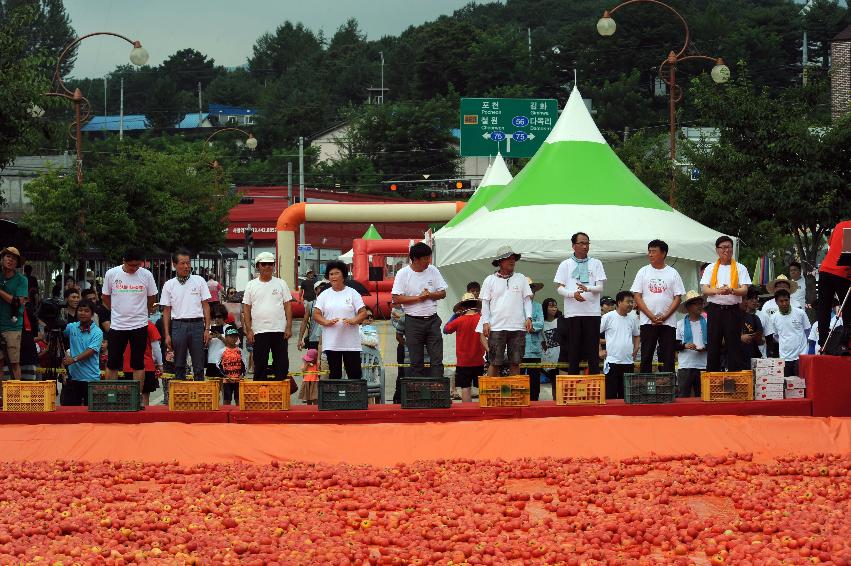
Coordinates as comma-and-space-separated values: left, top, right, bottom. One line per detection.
479, 153, 513, 188
544, 86, 606, 145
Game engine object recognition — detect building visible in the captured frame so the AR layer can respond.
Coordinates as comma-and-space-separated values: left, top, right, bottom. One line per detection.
832, 25, 851, 121
208, 104, 257, 127
0, 154, 72, 221
310, 122, 350, 163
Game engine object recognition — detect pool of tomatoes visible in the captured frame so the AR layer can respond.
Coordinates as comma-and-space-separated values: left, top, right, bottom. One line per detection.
0, 453, 849, 565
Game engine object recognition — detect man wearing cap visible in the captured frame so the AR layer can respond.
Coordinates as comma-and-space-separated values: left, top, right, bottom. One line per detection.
700, 236, 751, 372
759, 274, 799, 358
630, 239, 685, 374
443, 293, 485, 402
391, 242, 448, 378
0, 247, 28, 380
242, 252, 293, 381
479, 246, 533, 377
554, 232, 607, 375
160, 248, 212, 381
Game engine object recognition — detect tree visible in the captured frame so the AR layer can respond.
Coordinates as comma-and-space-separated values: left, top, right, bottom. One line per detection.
0, 0, 76, 77
248, 21, 324, 79
144, 76, 193, 131
205, 68, 261, 107
159, 48, 221, 92
23, 146, 238, 261
678, 66, 851, 271
802, 0, 851, 70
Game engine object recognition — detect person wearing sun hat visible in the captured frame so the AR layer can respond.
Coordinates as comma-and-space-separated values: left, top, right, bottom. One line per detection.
480, 245, 533, 377
759, 274, 799, 317
444, 292, 485, 403
0, 246, 28, 380
675, 290, 707, 397
298, 348, 320, 405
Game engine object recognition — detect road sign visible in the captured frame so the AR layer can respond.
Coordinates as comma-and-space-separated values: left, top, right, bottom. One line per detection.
297, 244, 313, 253
460, 98, 558, 158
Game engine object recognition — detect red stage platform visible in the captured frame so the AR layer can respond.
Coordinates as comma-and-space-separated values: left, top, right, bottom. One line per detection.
801, 354, 851, 417
0, 398, 812, 425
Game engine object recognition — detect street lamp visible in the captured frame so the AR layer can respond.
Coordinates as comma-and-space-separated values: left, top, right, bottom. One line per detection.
204, 128, 258, 190
598, 1, 729, 208
45, 33, 149, 184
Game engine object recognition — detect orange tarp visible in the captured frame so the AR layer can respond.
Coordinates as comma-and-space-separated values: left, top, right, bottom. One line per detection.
2, 416, 850, 466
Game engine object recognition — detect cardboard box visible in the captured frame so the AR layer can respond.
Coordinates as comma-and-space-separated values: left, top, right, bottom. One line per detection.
752, 358, 785, 370
785, 376, 806, 389
784, 388, 806, 399
753, 366, 784, 378
755, 374, 785, 385
756, 390, 786, 400
755, 383, 785, 393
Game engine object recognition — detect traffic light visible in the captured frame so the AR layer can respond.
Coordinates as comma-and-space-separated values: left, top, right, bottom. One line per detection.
244, 227, 254, 247
450, 179, 471, 190
239, 197, 255, 204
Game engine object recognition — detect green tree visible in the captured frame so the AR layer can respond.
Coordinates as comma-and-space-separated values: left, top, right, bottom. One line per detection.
145, 76, 193, 131
23, 146, 238, 261
205, 68, 261, 107
802, 0, 850, 70
248, 21, 324, 79
679, 67, 851, 268
159, 48, 221, 93
0, 0, 76, 76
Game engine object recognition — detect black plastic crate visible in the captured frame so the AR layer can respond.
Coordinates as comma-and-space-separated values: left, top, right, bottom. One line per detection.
624, 373, 677, 404
87, 380, 142, 412
400, 378, 451, 409
318, 379, 369, 411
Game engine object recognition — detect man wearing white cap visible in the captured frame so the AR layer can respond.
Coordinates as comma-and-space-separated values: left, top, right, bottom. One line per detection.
242, 252, 293, 381
554, 232, 607, 375
479, 246, 533, 377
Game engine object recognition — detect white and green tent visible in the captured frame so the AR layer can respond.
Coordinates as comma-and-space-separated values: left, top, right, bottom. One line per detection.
443, 152, 513, 228
434, 86, 725, 359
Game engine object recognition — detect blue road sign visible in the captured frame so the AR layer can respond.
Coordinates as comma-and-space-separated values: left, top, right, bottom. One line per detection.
511, 115, 529, 127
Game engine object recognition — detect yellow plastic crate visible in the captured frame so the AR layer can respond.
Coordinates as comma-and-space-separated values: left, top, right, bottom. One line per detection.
479, 376, 530, 407
2, 380, 56, 412
169, 380, 221, 411
555, 374, 606, 405
239, 380, 290, 411
701, 371, 754, 402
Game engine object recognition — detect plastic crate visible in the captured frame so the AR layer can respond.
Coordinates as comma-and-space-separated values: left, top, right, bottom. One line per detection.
239, 380, 290, 411
624, 373, 677, 404
2, 380, 56, 412
555, 374, 606, 405
169, 380, 221, 411
318, 379, 368, 411
87, 380, 141, 412
701, 371, 754, 402
399, 378, 451, 409
479, 376, 530, 407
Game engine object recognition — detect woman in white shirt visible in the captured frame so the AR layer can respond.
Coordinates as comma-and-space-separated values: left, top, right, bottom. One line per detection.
313, 261, 368, 380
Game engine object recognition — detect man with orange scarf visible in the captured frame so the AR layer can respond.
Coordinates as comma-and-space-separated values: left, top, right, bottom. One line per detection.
699, 236, 752, 371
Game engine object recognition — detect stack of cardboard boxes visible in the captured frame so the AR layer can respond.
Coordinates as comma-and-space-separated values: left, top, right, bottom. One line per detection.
752, 358, 785, 400
784, 375, 806, 399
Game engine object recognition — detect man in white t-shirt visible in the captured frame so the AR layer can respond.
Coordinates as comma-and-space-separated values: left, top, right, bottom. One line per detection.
242, 252, 293, 381
391, 242, 448, 378
789, 262, 807, 310
160, 249, 212, 381
599, 291, 640, 399
630, 239, 685, 374
102, 248, 159, 382
479, 246, 533, 376
699, 236, 752, 371
554, 232, 607, 375
765, 289, 811, 377
675, 291, 708, 397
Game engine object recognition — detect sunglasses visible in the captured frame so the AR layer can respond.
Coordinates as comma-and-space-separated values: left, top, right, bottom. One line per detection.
258, 262, 274, 267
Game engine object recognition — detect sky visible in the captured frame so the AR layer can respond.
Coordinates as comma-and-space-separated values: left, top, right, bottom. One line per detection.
63, 0, 488, 79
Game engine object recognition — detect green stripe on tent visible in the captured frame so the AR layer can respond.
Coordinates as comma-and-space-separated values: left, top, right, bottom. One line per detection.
444, 184, 507, 227
488, 142, 672, 212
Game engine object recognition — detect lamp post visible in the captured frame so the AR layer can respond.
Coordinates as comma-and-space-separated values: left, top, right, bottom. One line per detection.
204, 128, 258, 190
45, 33, 149, 184
597, 0, 729, 208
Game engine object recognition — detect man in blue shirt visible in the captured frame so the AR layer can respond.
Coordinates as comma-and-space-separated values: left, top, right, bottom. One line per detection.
61, 299, 104, 406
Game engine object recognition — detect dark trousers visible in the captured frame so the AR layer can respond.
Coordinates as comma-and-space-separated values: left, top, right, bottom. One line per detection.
223, 382, 239, 405
605, 363, 632, 400
544, 369, 559, 400
253, 332, 288, 381
639, 324, 676, 373
817, 271, 851, 347
523, 357, 541, 401
678, 368, 702, 397
705, 303, 745, 372
565, 316, 601, 375
404, 314, 443, 377
784, 360, 799, 377
392, 342, 406, 404
171, 319, 206, 380
325, 350, 362, 380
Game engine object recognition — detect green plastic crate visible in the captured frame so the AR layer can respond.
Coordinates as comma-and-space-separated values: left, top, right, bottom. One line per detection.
87, 380, 142, 412
400, 378, 451, 409
624, 373, 677, 404
318, 379, 368, 411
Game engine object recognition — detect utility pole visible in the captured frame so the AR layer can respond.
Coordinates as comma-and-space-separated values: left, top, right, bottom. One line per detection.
287, 161, 293, 207
298, 136, 305, 275
119, 77, 124, 141
103, 77, 107, 121
379, 51, 385, 104
198, 81, 203, 125
528, 28, 532, 65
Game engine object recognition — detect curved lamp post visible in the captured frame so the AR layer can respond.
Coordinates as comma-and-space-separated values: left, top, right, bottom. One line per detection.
204, 128, 258, 189
598, 0, 729, 207
45, 33, 149, 184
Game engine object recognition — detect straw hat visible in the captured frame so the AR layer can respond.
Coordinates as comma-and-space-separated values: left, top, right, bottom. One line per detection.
526, 276, 544, 292
453, 292, 481, 313
491, 245, 521, 266
767, 274, 798, 295
0, 246, 24, 266
679, 290, 705, 312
